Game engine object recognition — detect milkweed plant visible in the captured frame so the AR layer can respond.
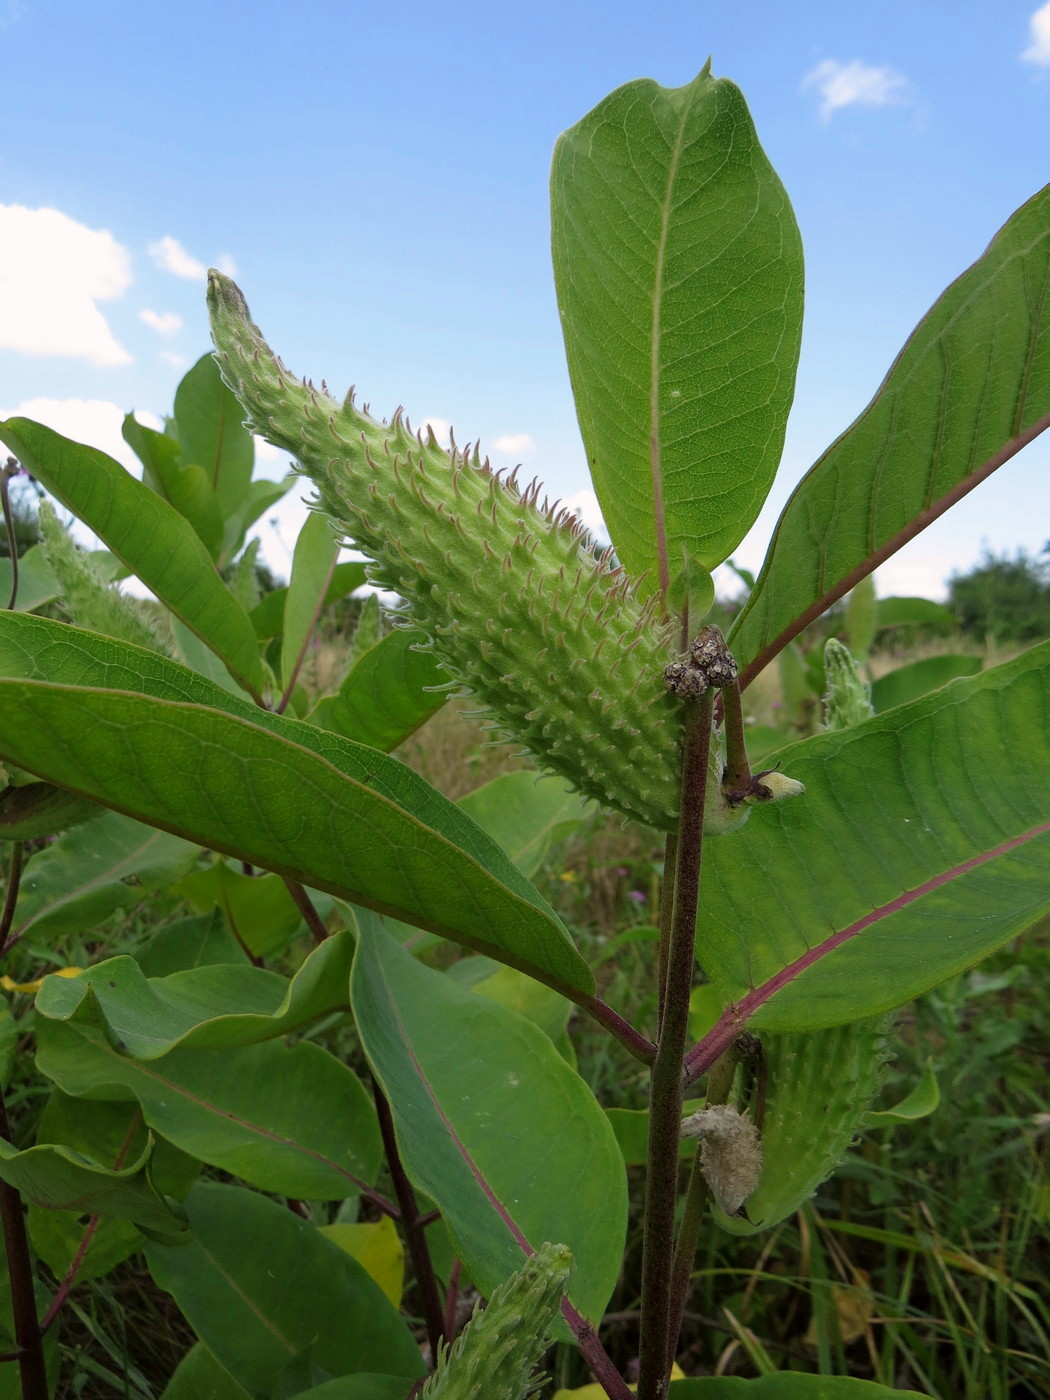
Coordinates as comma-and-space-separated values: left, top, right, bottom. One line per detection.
0, 60, 1046, 1400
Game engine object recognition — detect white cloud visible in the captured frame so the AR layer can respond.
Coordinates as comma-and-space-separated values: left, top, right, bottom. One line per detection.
0, 205, 131, 366
252, 435, 283, 461
420, 416, 451, 448
147, 237, 238, 282
139, 308, 182, 336
493, 432, 534, 455
148, 235, 207, 281
802, 59, 909, 121
0, 398, 161, 475
159, 350, 188, 369
1022, 2, 1050, 65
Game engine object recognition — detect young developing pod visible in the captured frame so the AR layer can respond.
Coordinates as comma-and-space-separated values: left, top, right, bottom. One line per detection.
711, 1017, 891, 1236
208, 273, 803, 834
421, 1241, 572, 1400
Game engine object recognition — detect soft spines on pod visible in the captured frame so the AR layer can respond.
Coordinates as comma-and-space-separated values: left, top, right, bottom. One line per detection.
208, 271, 756, 832
822, 638, 875, 730
421, 1241, 572, 1400
712, 1016, 891, 1236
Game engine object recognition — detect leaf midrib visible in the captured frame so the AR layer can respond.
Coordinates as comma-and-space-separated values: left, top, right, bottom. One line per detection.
648, 94, 693, 597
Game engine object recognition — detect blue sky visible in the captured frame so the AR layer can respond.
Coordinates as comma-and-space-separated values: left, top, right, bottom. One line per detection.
2, 0, 1048, 597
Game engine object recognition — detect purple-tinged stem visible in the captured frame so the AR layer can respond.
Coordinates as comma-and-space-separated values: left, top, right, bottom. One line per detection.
0, 1093, 47, 1400
373, 1079, 446, 1362
283, 877, 330, 945
560, 1298, 634, 1400
636, 689, 714, 1400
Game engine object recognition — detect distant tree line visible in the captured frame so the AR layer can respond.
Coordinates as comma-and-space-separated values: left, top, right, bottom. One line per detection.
949, 546, 1050, 643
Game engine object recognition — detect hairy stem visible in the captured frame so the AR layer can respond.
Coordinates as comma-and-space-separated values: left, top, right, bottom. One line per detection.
372, 1079, 446, 1361
719, 679, 752, 800
0, 1094, 47, 1400
656, 833, 677, 1034
560, 1299, 634, 1400
637, 689, 714, 1400
0, 842, 23, 958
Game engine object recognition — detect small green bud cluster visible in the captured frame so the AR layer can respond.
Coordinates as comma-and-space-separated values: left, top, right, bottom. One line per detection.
822, 638, 875, 731
210, 273, 716, 830
421, 1241, 572, 1400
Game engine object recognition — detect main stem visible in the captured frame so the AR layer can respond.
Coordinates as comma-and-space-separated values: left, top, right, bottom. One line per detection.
372, 1079, 446, 1362
0, 1096, 47, 1400
636, 690, 714, 1400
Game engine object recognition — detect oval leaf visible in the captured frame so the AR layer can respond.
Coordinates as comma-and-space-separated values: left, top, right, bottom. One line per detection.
666, 1377, 922, 1397
36, 931, 354, 1055
281, 509, 339, 692
13, 809, 197, 939
146, 1183, 423, 1397
0, 1134, 187, 1240
350, 922, 627, 1327
551, 65, 803, 586
870, 654, 982, 713
0, 416, 266, 698
37, 1026, 381, 1201
0, 613, 590, 995
731, 184, 1050, 686
686, 644, 1050, 1069
306, 627, 448, 750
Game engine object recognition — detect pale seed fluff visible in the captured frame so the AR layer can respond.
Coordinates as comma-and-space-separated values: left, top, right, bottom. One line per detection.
680, 1103, 763, 1217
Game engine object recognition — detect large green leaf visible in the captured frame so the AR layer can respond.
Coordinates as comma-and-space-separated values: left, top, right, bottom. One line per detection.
730, 185, 1050, 685
251, 561, 368, 642
0, 613, 590, 993
123, 414, 225, 558
0, 1131, 187, 1240
551, 65, 803, 587
136, 910, 249, 976
28, 1091, 198, 1283
666, 1378, 922, 1397
173, 354, 255, 522
0, 417, 267, 699
219, 474, 295, 566
0, 546, 60, 613
686, 644, 1050, 1067
870, 654, 982, 713
13, 809, 197, 939
147, 1183, 423, 1397
306, 626, 448, 749
161, 1344, 252, 1400
37, 1026, 381, 1200
36, 931, 353, 1055
457, 770, 591, 879
351, 923, 627, 1328
174, 862, 306, 957
281, 509, 339, 692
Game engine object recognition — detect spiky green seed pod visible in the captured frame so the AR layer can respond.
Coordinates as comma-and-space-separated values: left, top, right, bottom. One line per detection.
422, 1242, 572, 1400
822, 638, 875, 730
208, 272, 762, 833
713, 1017, 891, 1235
